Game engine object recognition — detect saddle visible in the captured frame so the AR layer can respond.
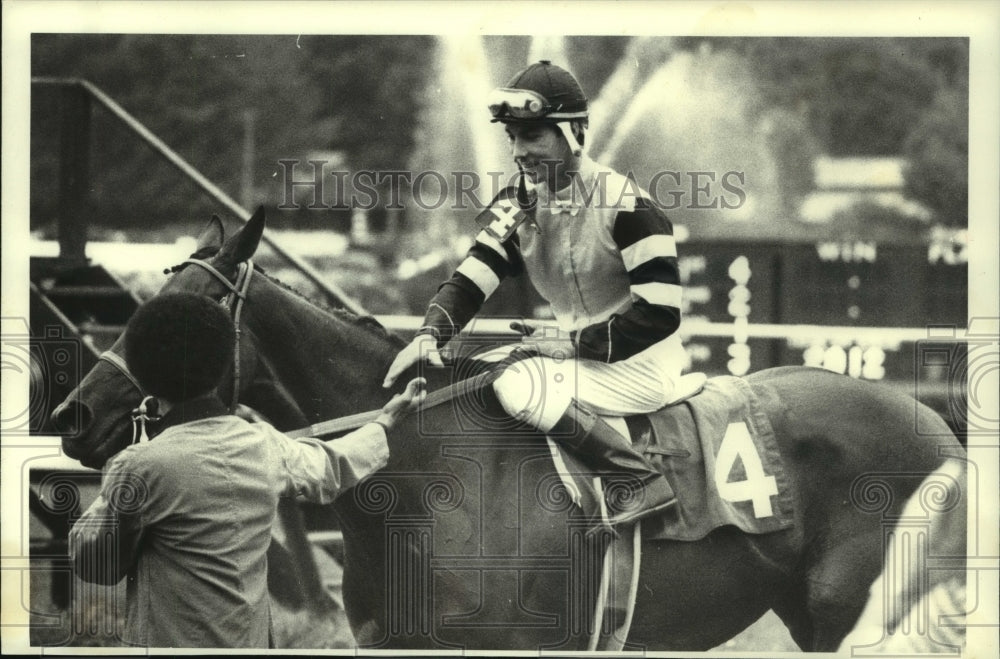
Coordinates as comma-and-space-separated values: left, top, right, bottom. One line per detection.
464, 345, 794, 541
540, 372, 795, 650
548, 373, 795, 543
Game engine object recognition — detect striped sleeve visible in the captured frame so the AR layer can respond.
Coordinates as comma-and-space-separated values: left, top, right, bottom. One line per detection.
418, 229, 521, 346
574, 198, 682, 362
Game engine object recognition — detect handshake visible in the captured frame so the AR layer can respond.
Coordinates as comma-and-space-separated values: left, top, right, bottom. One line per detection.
373, 377, 427, 429
382, 321, 576, 389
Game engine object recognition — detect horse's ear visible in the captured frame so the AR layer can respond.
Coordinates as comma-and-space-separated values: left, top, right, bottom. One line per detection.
196, 215, 225, 252
219, 205, 266, 264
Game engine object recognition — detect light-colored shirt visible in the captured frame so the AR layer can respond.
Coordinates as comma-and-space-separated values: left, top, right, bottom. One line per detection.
69, 415, 388, 648
520, 157, 681, 334
419, 156, 682, 363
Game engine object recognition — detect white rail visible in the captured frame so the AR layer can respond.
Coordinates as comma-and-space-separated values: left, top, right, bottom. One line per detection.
373, 315, 970, 348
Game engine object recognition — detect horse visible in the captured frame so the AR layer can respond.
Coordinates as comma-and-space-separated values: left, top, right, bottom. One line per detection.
52, 207, 966, 651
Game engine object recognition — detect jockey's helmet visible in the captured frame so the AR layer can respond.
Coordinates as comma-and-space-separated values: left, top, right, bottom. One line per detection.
488, 60, 588, 155
125, 292, 235, 402
488, 60, 589, 123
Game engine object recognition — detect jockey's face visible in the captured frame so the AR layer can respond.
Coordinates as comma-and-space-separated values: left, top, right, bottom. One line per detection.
505, 122, 578, 190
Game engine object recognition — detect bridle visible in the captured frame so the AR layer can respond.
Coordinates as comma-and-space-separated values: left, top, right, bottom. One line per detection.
99, 257, 256, 442
99, 254, 483, 444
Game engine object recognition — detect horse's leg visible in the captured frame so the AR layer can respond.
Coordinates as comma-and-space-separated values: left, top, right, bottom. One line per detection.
769, 577, 814, 649
792, 459, 966, 651
628, 527, 797, 650
768, 528, 884, 651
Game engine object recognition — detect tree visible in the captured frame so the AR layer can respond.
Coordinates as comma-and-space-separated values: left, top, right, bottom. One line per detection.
30, 34, 435, 231
902, 84, 968, 227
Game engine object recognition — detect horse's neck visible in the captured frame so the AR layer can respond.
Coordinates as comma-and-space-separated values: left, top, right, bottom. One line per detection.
244, 278, 396, 425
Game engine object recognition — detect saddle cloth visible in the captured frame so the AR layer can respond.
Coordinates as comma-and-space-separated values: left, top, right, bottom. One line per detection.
552, 374, 795, 542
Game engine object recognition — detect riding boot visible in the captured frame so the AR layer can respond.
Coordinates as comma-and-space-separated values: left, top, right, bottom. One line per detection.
548, 400, 677, 532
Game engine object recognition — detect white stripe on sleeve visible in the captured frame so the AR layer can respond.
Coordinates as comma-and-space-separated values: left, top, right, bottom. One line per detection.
456, 257, 501, 298
630, 282, 683, 308
620, 234, 677, 272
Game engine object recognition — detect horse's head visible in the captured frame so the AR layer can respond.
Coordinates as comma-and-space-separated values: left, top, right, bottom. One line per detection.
51, 207, 268, 467
54, 206, 407, 468
52, 209, 265, 468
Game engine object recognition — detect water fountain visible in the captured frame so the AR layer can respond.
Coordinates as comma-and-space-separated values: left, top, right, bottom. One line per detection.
526, 35, 569, 69
397, 35, 518, 310
404, 34, 514, 257
586, 36, 676, 156
591, 41, 781, 233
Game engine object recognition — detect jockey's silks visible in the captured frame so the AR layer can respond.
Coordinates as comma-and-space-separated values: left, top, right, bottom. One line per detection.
419, 156, 682, 365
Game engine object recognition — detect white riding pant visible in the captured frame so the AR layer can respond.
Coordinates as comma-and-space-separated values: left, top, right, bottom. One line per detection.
492, 334, 685, 432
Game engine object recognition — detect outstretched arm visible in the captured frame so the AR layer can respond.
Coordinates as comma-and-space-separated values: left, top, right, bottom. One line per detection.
384, 228, 519, 387
276, 378, 426, 502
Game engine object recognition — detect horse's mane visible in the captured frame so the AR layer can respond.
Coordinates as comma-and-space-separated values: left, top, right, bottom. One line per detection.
259, 268, 407, 349
168, 246, 407, 350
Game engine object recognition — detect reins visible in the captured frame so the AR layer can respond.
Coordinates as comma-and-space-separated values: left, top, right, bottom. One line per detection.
286, 370, 496, 439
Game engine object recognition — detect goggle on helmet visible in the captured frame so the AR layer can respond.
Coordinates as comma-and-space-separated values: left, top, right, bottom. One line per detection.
487, 87, 590, 122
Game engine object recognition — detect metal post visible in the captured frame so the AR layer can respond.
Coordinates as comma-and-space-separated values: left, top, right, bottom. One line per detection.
34, 77, 368, 315
57, 84, 90, 263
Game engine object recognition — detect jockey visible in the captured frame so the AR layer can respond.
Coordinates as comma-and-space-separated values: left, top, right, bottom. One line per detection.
384, 60, 685, 530
70, 292, 424, 647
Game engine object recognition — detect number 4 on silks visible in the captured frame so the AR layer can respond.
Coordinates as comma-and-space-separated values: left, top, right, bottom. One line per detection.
714, 422, 779, 518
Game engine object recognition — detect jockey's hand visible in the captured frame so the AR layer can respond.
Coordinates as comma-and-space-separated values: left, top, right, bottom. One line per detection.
512, 322, 576, 360
374, 377, 427, 429
382, 334, 443, 388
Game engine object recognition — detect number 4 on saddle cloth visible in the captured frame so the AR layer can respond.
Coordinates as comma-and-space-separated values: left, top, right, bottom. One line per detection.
528, 372, 797, 650
552, 374, 796, 542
